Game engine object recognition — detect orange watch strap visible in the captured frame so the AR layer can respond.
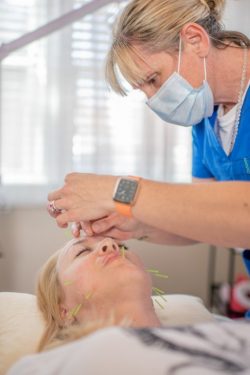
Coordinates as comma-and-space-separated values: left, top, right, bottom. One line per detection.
115, 202, 133, 218
113, 176, 141, 218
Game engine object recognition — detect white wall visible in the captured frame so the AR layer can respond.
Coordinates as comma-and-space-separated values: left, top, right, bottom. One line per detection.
224, 0, 250, 36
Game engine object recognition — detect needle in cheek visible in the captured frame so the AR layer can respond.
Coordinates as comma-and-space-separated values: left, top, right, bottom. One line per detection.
63, 280, 74, 286
67, 291, 93, 319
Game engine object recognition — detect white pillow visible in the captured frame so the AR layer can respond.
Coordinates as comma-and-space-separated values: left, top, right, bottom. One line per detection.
0, 292, 213, 375
0, 293, 44, 375
152, 294, 214, 326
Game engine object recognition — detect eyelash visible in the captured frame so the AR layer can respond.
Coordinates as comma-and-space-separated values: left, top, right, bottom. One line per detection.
118, 243, 128, 250
76, 247, 92, 257
146, 74, 158, 86
148, 78, 156, 85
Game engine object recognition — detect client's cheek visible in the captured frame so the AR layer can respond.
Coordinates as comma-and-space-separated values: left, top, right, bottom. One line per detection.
127, 252, 146, 270
145, 271, 153, 288
73, 267, 97, 298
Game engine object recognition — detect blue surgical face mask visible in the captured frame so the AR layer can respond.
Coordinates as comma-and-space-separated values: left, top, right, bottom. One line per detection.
146, 39, 214, 126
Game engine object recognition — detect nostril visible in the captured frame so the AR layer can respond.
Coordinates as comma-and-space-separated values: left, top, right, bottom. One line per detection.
112, 244, 116, 250
102, 245, 107, 252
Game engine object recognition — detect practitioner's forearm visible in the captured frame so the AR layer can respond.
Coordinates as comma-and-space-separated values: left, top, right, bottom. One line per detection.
49, 173, 250, 248
133, 180, 250, 248
142, 226, 198, 246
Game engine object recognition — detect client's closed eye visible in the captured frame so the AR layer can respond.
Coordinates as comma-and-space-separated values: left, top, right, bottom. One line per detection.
75, 248, 92, 257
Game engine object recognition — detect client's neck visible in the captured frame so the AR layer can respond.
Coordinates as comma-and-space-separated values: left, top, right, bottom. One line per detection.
117, 297, 161, 328
84, 294, 161, 328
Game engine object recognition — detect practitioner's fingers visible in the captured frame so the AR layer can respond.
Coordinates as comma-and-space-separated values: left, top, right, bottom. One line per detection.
71, 222, 81, 238
96, 228, 133, 241
79, 221, 94, 236
48, 187, 65, 203
91, 213, 124, 234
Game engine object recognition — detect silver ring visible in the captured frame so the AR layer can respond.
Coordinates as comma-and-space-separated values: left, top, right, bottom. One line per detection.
49, 200, 62, 214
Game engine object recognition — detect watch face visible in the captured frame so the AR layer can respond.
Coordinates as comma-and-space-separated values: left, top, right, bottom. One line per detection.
114, 178, 138, 204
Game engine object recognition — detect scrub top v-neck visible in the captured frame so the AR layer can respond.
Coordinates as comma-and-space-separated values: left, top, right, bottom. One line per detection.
192, 85, 250, 181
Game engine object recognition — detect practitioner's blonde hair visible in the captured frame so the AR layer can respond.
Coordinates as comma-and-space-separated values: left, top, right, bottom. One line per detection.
106, 0, 250, 95
36, 247, 128, 352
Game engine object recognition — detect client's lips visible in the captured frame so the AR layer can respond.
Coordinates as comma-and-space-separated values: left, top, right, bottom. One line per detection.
103, 253, 120, 266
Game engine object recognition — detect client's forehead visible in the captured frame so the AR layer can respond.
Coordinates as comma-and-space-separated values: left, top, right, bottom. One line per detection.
63, 237, 85, 254
56, 237, 86, 270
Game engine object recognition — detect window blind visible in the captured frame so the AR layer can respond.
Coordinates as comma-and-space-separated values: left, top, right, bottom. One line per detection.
0, 0, 192, 206
0, 0, 47, 187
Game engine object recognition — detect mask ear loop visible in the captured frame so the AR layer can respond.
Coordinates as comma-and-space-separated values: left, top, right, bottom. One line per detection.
177, 37, 182, 74
204, 57, 207, 82
178, 36, 208, 82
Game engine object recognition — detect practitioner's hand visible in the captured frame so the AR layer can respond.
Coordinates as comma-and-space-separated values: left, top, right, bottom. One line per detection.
47, 201, 68, 228
70, 215, 141, 240
47, 173, 116, 228
88, 212, 147, 240
88, 213, 186, 245
70, 221, 92, 237
70, 220, 102, 237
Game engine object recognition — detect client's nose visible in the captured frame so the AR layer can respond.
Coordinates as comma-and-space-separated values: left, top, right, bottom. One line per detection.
97, 238, 119, 255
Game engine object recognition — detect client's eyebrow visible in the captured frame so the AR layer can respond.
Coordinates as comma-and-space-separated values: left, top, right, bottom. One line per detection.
72, 239, 86, 248
70, 239, 89, 254
60, 238, 87, 260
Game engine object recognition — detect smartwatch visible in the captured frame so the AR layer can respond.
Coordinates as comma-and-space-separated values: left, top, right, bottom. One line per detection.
113, 176, 141, 217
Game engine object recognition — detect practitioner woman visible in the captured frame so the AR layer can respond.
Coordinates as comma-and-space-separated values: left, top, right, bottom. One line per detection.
47, 0, 250, 249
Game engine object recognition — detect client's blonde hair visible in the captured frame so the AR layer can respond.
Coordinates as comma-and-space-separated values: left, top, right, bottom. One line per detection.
36, 250, 64, 351
36, 247, 127, 352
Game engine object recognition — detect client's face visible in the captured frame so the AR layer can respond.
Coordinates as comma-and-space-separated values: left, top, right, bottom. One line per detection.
57, 236, 152, 320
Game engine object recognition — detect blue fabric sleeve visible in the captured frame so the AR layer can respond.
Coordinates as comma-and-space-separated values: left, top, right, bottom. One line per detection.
242, 250, 250, 320
192, 125, 214, 179
242, 250, 250, 276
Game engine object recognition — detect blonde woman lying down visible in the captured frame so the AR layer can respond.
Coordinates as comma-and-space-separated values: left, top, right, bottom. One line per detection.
36, 236, 162, 351
6, 236, 250, 375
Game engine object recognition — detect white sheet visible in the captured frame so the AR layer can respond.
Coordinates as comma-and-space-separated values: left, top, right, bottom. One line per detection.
7, 320, 250, 375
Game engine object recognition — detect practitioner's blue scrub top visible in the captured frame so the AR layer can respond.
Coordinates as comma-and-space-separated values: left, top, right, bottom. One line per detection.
192, 86, 250, 319
192, 86, 250, 181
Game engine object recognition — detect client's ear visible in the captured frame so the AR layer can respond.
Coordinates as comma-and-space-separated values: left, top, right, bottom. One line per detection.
59, 305, 68, 320
59, 304, 74, 326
